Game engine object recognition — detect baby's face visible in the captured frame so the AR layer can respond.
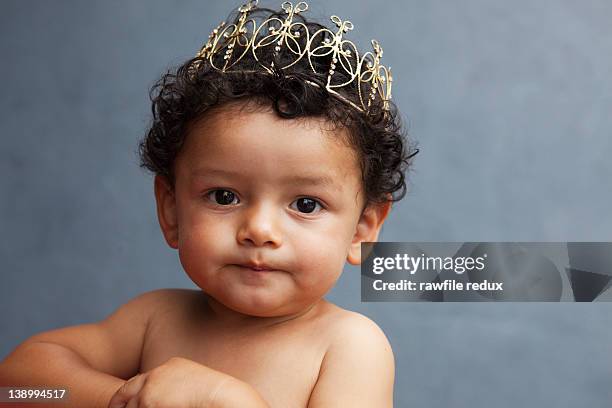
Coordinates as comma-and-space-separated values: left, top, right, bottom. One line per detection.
155, 102, 389, 317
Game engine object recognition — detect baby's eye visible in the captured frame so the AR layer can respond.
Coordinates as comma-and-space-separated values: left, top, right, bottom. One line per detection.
206, 189, 239, 206
290, 197, 324, 214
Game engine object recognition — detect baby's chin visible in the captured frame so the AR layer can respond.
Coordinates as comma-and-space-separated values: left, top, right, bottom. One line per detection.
204, 290, 317, 320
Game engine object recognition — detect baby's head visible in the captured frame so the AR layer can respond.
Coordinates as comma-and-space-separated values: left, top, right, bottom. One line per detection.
138, 1, 417, 317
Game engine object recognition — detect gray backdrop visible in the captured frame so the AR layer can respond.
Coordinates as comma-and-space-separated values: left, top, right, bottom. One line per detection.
1, 1, 611, 407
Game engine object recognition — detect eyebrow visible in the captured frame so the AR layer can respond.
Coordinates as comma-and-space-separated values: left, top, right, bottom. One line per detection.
191, 168, 340, 189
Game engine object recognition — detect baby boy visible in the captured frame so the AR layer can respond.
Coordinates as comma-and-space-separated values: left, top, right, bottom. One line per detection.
0, 1, 417, 407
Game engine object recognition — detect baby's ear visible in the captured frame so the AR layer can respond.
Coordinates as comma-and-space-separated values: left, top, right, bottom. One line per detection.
347, 199, 392, 265
154, 175, 179, 249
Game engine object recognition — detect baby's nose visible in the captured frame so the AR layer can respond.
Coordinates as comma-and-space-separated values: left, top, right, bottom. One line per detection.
236, 203, 282, 248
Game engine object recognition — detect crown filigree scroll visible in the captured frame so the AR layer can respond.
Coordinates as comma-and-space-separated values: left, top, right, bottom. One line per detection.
191, 0, 394, 115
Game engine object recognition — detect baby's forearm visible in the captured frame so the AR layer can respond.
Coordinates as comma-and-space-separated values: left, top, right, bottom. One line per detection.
0, 340, 124, 408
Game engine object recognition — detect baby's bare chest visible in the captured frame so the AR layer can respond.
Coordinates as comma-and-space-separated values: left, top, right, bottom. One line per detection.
139, 306, 329, 407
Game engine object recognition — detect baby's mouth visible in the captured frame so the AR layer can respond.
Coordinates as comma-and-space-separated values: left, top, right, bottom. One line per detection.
234, 263, 275, 272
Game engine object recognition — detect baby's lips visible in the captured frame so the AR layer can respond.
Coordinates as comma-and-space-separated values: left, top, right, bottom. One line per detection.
241, 264, 272, 271
250, 266, 270, 271
234, 260, 279, 271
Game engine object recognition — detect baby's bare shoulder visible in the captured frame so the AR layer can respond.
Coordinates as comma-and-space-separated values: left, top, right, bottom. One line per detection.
315, 301, 389, 342
19, 288, 199, 380
106, 288, 200, 325
307, 302, 395, 407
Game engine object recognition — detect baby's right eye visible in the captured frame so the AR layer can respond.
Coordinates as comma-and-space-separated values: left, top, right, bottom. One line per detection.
205, 189, 240, 206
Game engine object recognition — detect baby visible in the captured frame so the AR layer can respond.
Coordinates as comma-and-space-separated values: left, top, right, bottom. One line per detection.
0, 1, 417, 407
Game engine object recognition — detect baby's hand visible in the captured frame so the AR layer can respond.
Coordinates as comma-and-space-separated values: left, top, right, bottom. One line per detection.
107, 356, 234, 408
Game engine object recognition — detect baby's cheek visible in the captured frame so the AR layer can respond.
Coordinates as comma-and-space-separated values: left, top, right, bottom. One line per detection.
293, 234, 347, 287
177, 224, 224, 274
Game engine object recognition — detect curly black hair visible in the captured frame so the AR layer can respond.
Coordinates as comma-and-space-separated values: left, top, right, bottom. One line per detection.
138, 5, 418, 210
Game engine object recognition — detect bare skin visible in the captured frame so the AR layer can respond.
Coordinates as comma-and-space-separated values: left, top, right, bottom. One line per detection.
0, 101, 395, 408
137, 289, 392, 408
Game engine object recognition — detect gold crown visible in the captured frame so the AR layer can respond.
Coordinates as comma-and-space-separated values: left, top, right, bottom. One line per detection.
190, 0, 393, 115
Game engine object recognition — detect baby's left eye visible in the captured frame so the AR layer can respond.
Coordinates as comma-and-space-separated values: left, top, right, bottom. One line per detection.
290, 197, 324, 214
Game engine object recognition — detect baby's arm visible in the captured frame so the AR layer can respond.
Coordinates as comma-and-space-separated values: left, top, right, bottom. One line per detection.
0, 289, 165, 407
307, 313, 395, 408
